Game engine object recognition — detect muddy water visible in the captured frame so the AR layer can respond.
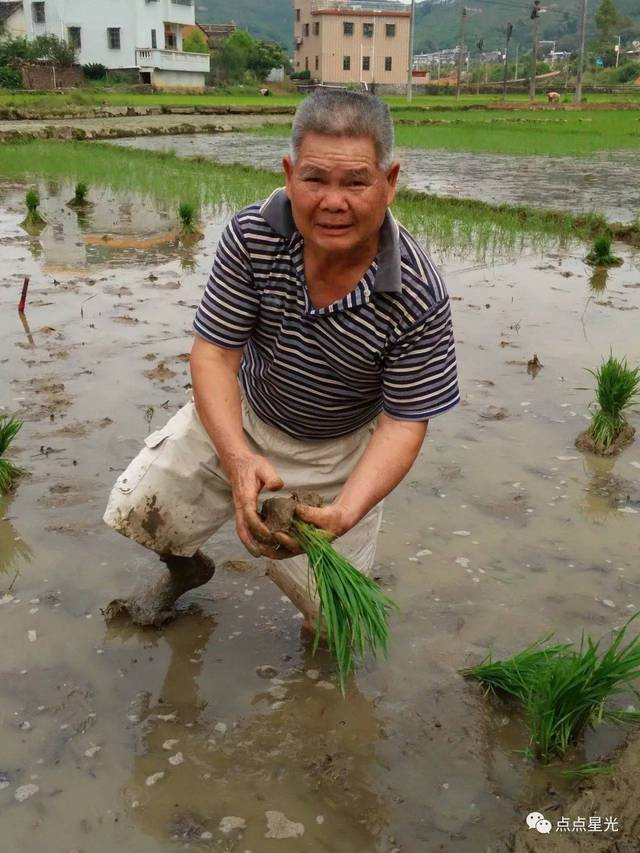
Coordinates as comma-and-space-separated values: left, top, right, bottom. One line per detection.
1, 180, 640, 853
111, 133, 640, 225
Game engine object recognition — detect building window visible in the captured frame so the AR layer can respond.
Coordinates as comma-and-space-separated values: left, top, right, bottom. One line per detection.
295, 8, 300, 22
385, 56, 392, 71
67, 27, 81, 49
386, 23, 396, 37
363, 22, 374, 37
32, 2, 45, 24
343, 55, 350, 71
362, 55, 370, 71
151, 28, 157, 49
303, 23, 309, 36
312, 21, 320, 36
343, 21, 353, 36
305, 56, 309, 71
315, 55, 319, 70
165, 26, 177, 49
107, 27, 121, 50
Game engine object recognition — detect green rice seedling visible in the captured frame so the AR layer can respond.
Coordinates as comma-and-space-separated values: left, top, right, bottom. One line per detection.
178, 201, 198, 235
291, 519, 397, 693
74, 181, 88, 203
0, 415, 23, 495
558, 762, 613, 778
23, 189, 46, 228
464, 616, 640, 761
587, 354, 640, 449
585, 234, 623, 267
460, 637, 572, 701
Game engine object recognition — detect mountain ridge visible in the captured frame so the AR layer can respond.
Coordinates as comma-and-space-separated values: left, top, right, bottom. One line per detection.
195, 0, 640, 56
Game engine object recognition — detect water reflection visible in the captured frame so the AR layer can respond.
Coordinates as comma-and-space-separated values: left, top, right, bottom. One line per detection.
589, 267, 609, 293
0, 496, 33, 575
110, 611, 387, 848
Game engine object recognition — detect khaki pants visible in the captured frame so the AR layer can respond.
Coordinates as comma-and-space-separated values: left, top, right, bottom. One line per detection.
103, 397, 383, 621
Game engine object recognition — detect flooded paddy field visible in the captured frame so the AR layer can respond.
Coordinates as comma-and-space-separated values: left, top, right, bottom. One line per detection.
1, 179, 640, 853
111, 133, 640, 225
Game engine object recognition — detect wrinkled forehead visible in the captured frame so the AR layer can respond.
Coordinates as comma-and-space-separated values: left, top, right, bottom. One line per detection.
292, 131, 383, 173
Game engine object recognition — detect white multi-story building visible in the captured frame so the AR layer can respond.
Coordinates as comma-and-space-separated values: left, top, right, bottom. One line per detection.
20, 0, 209, 89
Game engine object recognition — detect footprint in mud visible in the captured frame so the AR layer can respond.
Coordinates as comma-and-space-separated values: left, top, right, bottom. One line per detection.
144, 362, 177, 382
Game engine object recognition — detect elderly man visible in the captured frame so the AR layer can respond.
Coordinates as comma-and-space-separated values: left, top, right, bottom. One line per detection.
103, 90, 459, 627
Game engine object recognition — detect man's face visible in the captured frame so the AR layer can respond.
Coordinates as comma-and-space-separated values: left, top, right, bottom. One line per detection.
283, 132, 399, 257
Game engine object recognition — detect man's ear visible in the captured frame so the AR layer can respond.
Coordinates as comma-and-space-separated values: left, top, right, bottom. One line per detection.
282, 156, 294, 190
386, 161, 401, 203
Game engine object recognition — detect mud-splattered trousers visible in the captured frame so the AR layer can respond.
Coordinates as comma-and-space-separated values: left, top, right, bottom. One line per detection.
103, 396, 383, 622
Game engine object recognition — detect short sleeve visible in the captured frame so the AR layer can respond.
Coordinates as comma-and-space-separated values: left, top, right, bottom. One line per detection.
193, 216, 260, 349
382, 297, 460, 421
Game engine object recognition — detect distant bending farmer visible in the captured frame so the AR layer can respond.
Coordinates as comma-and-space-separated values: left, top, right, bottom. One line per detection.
103, 90, 460, 628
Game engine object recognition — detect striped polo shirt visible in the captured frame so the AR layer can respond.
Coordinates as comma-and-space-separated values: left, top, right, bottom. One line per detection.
193, 188, 459, 441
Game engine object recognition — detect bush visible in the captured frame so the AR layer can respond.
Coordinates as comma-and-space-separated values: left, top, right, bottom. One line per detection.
290, 69, 311, 81
0, 65, 22, 89
613, 61, 640, 83
183, 30, 209, 54
83, 62, 107, 80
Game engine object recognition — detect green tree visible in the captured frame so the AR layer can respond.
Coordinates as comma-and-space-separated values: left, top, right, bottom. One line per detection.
183, 28, 208, 54
594, 0, 619, 59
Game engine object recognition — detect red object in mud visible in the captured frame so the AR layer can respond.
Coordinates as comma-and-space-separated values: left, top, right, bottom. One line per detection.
18, 276, 30, 313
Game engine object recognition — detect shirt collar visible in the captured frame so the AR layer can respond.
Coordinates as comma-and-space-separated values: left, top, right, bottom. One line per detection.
259, 187, 403, 294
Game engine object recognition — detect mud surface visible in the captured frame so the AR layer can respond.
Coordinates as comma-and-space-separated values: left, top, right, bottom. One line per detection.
112, 133, 640, 224
1, 179, 640, 852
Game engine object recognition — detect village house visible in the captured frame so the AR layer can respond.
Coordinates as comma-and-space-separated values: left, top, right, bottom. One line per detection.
293, 0, 410, 91
0, 1, 26, 36
18, 0, 209, 89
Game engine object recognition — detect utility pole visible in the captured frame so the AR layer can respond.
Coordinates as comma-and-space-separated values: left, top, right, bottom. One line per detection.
407, 0, 416, 102
614, 34, 621, 68
514, 43, 519, 80
476, 38, 483, 95
502, 22, 513, 99
575, 0, 587, 102
529, 0, 541, 101
455, 7, 467, 99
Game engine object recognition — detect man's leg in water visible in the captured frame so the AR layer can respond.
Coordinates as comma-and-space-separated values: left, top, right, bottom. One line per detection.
103, 401, 234, 626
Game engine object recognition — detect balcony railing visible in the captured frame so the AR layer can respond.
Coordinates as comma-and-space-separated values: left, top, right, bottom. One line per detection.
136, 48, 210, 73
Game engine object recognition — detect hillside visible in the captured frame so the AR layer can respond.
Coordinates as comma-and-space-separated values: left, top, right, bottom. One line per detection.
195, 0, 293, 47
195, 0, 640, 55
413, 0, 640, 54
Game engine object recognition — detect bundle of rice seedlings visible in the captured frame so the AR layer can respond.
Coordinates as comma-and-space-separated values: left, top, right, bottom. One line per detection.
585, 235, 622, 268
0, 415, 23, 494
68, 181, 91, 209
178, 201, 198, 235
463, 617, 640, 761
22, 189, 46, 231
291, 519, 396, 693
587, 353, 640, 451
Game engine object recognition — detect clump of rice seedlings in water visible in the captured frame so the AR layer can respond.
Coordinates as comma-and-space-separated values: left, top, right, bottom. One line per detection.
21, 189, 46, 231
575, 353, 639, 455
178, 201, 199, 236
463, 616, 640, 761
68, 181, 90, 208
585, 234, 622, 267
0, 416, 23, 494
292, 519, 397, 693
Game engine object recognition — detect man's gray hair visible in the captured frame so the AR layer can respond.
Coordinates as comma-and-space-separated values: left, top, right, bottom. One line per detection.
291, 89, 394, 170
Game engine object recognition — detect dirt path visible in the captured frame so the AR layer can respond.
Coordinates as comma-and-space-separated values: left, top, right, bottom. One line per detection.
510, 732, 640, 852
0, 112, 291, 142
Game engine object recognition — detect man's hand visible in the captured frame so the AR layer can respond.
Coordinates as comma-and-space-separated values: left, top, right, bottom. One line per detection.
228, 453, 292, 559
272, 500, 353, 556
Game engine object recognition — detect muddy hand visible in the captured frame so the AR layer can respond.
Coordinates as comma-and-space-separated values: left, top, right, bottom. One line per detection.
229, 453, 285, 558
294, 501, 352, 540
